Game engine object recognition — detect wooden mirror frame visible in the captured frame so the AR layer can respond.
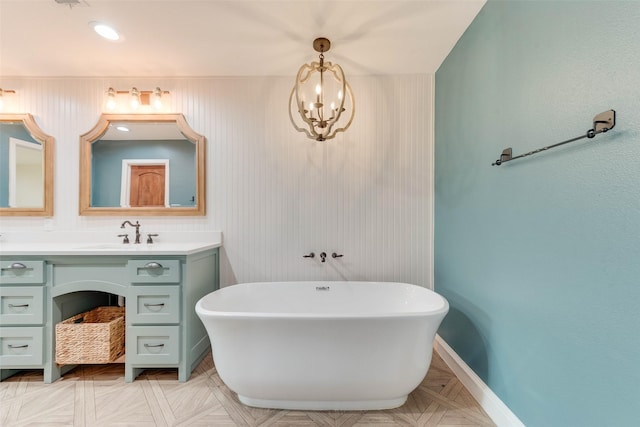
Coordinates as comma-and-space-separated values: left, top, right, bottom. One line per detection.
79, 113, 205, 216
0, 113, 54, 217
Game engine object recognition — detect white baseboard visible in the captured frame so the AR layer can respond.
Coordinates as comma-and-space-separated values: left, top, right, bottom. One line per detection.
434, 335, 526, 427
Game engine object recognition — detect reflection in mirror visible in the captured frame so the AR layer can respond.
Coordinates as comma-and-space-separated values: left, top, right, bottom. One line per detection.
0, 114, 54, 216
80, 114, 205, 216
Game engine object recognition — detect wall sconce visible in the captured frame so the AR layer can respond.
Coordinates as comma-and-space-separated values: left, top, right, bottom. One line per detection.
0, 88, 16, 111
104, 87, 170, 112
289, 37, 355, 141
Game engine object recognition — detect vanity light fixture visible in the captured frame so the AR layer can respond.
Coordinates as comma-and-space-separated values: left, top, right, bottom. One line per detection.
105, 87, 117, 110
152, 87, 163, 110
0, 88, 16, 111
289, 37, 355, 141
130, 87, 141, 109
104, 87, 170, 112
55, 0, 89, 9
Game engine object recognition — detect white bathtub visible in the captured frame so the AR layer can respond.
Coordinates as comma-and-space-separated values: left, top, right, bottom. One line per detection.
195, 281, 449, 410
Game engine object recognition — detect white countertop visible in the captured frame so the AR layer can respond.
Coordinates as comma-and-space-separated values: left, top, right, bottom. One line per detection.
0, 231, 222, 256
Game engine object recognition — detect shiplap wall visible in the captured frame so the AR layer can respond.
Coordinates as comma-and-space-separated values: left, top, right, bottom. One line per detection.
0, 76, 433, 287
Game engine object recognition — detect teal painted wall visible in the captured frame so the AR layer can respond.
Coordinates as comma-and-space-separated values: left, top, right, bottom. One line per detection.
0, 123, 39, 207
91, 139, 196, 207
434, 1, 640, 426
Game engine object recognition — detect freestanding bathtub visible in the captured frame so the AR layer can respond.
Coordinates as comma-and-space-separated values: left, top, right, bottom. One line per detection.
195, 281, 449, 410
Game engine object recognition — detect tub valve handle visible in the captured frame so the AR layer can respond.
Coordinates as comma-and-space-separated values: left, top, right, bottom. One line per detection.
303, 252, 315, 259
320, 252, 327, 262
331, 253, 343, 258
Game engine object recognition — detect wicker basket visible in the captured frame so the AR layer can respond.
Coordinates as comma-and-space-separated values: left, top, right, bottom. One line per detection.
55, 306, 125, 364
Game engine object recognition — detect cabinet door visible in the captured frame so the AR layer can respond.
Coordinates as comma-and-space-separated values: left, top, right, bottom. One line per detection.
0, 286, 44, 325
128, 286, 180, 324
0, 261, 45, 285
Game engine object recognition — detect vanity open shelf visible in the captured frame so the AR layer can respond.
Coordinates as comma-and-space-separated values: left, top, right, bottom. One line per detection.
0, 240, 220, 383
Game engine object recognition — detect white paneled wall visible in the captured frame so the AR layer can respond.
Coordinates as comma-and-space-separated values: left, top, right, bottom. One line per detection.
0, 75, 433, 288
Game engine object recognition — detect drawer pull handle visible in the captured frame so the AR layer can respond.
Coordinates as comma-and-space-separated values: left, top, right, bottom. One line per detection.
144, 262, 163, 269
8, 303, 29, 308
143, 303, 165, 308
144, 343, 165, 348
8, 344, 29, 349
7, 262, 27, 270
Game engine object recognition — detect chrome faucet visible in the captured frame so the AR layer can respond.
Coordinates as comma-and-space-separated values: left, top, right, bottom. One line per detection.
320, 252, 327, 263
121, 220, 141, 244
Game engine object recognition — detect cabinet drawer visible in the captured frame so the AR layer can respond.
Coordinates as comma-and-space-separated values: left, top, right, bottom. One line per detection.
127, 326, 179, 364
0, 261, 45, 285
0, 287, 44, 325
128, 286, 180, 324
0, 327, 43, 366
127, 260, 180, 284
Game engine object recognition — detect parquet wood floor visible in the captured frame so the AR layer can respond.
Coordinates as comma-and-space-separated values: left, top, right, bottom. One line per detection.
0, 351, 495, 426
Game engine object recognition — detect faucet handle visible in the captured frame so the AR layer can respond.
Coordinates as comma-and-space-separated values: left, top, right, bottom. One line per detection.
303, 252, 315, 258
331, 252, 343, 258
146, 233, 159, 244
118, 234, 129, 244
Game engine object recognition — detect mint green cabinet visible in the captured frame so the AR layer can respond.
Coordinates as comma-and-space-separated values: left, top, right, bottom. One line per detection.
0, 248, 219, 383
0, 260, 46, 380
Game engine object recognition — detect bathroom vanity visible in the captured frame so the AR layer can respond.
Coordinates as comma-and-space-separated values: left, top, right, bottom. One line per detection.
0, 232, 221, 383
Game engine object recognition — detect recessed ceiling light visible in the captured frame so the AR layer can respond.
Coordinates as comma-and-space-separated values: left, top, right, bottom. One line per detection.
89, 21, 122, 41
116, 126, 130, 132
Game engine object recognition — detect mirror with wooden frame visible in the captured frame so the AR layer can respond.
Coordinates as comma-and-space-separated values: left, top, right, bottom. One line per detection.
0, 114, 54, 217
79, 114, 205, 216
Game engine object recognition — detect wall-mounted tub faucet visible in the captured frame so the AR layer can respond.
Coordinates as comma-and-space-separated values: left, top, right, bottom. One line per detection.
121, 220, 141, 244
303, 252, 341, 262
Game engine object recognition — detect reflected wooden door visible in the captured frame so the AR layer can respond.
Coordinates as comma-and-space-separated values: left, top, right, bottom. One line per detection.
130, 165, 165, 207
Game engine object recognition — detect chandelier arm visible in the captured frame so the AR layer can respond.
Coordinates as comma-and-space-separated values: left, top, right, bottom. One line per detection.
293, 64, 322, 132
316, 63, 348, 138
289, 86, 318, 140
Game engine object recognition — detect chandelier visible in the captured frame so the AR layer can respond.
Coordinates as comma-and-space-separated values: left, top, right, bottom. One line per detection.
289, 37, 355, 141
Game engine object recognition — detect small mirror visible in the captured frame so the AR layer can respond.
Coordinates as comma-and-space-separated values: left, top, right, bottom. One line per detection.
0, 114, 54, 216
80, 114, 205, 216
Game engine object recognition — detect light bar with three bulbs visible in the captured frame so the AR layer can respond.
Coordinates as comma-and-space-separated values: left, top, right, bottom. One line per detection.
104, 87, 169, 111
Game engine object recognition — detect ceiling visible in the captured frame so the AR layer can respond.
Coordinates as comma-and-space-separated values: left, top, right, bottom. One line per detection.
0, 0, 485, 77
